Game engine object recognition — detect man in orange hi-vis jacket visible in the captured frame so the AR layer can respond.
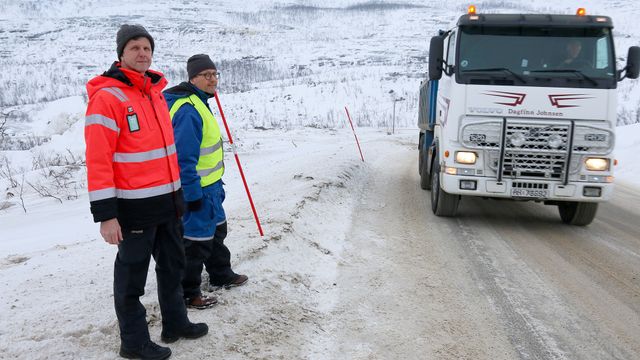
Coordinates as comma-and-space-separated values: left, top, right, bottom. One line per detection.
84, 24, 208, 360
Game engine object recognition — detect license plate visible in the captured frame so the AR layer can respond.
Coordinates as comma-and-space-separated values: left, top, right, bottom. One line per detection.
511, 188, 548, 198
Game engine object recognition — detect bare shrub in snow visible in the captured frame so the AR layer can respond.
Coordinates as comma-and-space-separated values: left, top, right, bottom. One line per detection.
0, 109, 51, 150
0, 200, 13, 211
1, 135, 50, 151
0, 62, 87, 107
0, 156, 26, 212
0, 112, 7, 145
165, 56, 310, 94
28, 149, 86, 202
345, 2, 426, 11
0, 155, 18, 188
0, 109, 24, 148
18, 173, 27, 213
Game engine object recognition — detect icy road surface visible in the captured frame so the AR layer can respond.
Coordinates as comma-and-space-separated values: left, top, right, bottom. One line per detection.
321, 132, 640, 359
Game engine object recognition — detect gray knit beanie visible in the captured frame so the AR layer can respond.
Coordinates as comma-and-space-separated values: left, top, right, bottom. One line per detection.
116, 24, 155, 58
187, 54, 217, 79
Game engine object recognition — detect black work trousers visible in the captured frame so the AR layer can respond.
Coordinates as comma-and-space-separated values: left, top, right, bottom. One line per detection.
114, 217, 189, 348
204, 221, 237, 286
182, 222, 236, 297
182, 238, 213, 299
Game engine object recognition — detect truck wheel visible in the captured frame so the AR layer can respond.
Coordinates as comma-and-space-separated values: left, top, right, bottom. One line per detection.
430, 155, 459, 216
558, 202, 598, 226
418, 145, 424, 175
419, 148, 431, 190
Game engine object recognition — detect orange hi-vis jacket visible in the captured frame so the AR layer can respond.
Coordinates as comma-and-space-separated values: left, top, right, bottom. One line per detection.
85, 63, 184, 228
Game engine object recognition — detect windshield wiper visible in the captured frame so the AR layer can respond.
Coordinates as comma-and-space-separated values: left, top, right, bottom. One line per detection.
461, 67, 526, 83
529, 69, 598, 86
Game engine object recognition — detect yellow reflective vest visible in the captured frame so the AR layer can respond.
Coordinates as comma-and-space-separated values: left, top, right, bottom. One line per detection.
169, 94, 224, 187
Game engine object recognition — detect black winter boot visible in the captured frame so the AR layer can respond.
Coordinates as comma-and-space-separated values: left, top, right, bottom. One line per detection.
119, 340, 171, 360
161, 322, 208, 344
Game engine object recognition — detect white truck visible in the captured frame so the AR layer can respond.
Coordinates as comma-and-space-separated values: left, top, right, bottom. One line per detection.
418, 7, 639, 225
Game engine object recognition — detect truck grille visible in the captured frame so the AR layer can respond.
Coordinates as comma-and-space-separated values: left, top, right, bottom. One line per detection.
503, 152, 566, 179
502, 123, 569, 179
504, 123, 570, 152
462, 119, 614, 181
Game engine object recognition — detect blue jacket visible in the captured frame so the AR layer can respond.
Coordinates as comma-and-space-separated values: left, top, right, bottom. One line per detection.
164, 82, 226, 240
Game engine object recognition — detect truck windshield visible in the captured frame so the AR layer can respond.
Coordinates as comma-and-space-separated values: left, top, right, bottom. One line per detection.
456, 26, 616, 89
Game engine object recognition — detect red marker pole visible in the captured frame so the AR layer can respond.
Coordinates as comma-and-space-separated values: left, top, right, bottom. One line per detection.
213, 91, 264, 236
344, 106, 365, 162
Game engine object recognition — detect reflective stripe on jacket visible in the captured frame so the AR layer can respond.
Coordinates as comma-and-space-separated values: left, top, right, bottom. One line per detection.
84, 62, 183, 227
169, 94, 224, 189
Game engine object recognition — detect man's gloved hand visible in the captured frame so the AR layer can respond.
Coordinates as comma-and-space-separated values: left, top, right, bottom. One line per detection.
187, 198, 203, 211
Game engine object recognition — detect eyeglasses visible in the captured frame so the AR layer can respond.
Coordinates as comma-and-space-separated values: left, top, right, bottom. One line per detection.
196, 71, 220, 80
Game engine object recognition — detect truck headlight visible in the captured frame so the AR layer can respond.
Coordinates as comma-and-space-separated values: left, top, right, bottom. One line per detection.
585, 158, 609, 171
455, 151, 477, 164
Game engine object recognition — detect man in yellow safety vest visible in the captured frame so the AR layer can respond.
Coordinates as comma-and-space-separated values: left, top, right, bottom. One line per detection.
164, 54, 248, 310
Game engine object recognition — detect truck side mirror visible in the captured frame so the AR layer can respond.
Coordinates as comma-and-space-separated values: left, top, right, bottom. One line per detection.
429, 36, 445, 80
625, 46, 640, 79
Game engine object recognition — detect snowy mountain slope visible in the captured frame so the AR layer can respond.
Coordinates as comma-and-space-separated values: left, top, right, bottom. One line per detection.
1, 0, 639, 129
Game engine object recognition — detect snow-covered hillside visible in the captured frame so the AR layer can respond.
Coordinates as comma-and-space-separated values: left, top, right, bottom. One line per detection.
1, 0, 639, 132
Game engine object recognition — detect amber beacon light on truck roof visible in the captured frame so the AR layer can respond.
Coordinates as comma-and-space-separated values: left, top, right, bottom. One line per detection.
467, 5, 600, 19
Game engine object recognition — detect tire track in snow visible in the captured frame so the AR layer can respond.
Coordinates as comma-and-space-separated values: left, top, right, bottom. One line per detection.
236, 162, 365, 263
450, 208, 635, 360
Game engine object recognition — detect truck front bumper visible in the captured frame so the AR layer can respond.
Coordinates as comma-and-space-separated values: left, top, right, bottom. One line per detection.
441, 173, 614, 202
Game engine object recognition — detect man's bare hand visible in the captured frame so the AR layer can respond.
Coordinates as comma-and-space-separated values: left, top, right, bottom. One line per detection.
100, 218, 123, 245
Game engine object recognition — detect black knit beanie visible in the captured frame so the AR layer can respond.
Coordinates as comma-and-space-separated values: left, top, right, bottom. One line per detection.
116, 24, 155, 58
187, 54, 217, 79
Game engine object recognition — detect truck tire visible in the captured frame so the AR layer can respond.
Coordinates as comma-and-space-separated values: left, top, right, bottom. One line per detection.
430, 155, 459, 216
420, 148, 431, 190
418, 135, 424, 175
558, 201, 598, 226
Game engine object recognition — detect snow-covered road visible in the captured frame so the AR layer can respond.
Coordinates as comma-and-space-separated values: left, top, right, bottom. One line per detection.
319, 134, 640, 359
321, 134, 640, 359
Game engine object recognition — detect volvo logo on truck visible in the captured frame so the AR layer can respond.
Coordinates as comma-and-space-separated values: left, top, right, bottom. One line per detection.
468, 106, 504, 115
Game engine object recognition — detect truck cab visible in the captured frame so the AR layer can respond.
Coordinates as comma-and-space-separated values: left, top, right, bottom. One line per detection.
418, 7, 640, 225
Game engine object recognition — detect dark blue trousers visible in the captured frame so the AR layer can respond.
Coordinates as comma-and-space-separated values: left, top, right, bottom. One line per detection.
114, 218, 189, 348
